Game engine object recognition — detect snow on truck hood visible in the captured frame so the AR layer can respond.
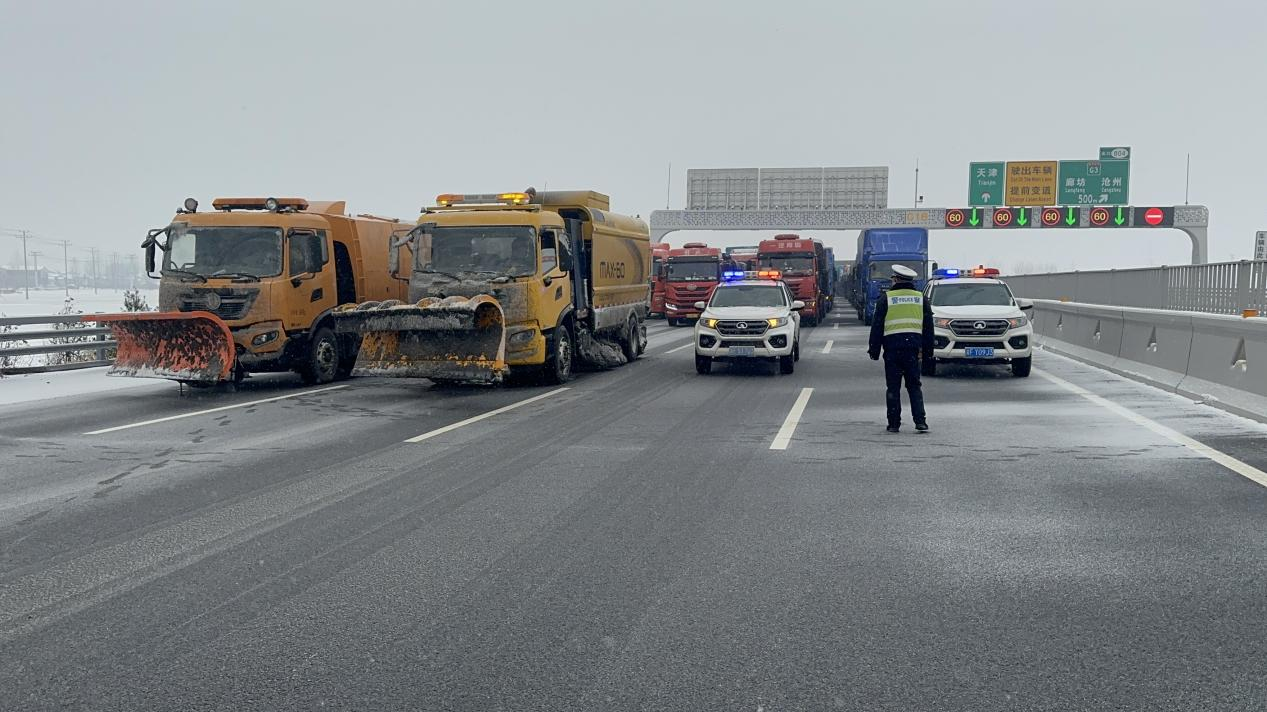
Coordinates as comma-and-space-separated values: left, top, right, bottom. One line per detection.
931, 304, 1023, 319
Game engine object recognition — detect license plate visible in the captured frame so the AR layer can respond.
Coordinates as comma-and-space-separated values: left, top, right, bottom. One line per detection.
965, 347, 995, 358
729, 346, 755, 357
686, 314, 698, 319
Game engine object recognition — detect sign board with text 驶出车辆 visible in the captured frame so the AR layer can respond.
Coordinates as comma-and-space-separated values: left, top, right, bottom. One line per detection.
1004, 161, 1058, 206
969, 162, 1005, 206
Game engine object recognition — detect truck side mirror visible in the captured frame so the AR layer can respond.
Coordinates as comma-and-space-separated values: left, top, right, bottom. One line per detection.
141, 227, 168, 277
145, 242, 156, 275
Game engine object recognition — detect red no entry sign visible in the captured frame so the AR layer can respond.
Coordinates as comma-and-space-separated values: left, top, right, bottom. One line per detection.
1144, 207, 1164, 225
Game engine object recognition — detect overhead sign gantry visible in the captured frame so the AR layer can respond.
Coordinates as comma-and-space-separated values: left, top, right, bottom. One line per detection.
647, 205, 1210, 264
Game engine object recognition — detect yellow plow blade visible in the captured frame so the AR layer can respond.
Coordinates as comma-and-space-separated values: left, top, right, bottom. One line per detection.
333, 295, 508, 383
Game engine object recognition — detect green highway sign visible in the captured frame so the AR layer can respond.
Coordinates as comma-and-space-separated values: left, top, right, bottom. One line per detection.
1058, 157, 1130, 205
969, 162, 1005, 206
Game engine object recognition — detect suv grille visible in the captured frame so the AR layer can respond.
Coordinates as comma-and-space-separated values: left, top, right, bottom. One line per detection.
179, 289, 259, 321
950, 319, 1009, 337
717, 320, 768, 336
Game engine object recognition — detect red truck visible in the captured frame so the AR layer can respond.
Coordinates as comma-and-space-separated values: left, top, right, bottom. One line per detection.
664, 242, 722, 326
649, 242, 671, 318
757, 235, 825, 325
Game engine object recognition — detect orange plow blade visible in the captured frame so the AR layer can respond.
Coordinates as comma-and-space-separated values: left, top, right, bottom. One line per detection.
95, 311, 236, 383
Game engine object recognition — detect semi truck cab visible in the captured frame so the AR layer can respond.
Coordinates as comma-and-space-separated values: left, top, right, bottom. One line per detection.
664, 242, 722, 326
757, 235, 824, 326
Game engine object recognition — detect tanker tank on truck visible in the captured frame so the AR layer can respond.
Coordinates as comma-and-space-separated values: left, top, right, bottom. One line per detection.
334, 190, 650, 384
663, 243, 722, 326
649, 242, 670, 319
849, 227, 929, 325
757, 235, 825, 326
99, 197, 412, 385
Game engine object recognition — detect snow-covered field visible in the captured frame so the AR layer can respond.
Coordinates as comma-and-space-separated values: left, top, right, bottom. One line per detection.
0, 288, 152, 320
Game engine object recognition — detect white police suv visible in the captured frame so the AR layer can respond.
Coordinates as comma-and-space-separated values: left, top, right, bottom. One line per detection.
923, 267, 1034, 378
694, 270, 803, 375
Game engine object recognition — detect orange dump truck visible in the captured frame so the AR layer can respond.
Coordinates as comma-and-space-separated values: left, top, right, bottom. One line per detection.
99, 197, 411, 385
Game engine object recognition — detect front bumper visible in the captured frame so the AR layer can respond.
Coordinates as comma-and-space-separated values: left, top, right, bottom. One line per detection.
694, 325, 795, 359
932, 326, 1033, 362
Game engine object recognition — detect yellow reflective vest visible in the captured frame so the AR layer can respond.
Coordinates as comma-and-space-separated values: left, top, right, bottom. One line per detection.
883, 289, 925, 336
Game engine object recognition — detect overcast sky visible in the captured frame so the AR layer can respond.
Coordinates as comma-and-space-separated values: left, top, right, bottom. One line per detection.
2, 0, 1263, 274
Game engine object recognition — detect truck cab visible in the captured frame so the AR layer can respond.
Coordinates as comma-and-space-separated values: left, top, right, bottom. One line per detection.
757, 235, 824, 326
650, 242, 670, 318
136, 197, 410, 384
852, 228, 930, 326
664, 242, 722, 326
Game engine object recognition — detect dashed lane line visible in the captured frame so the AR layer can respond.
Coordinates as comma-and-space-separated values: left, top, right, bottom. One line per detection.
1036, 369, 1267, 489
821, 340, 834, 354
770, 387, 814, 451
664, 343, 695, 355
84, 385, 349, 435
405, 388, 570, 443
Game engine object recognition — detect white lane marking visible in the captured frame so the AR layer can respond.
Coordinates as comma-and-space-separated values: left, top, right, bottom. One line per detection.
84, 385, 349, 435
832, 323, 839, 330
821, 340, 834, 354
405, 388, 569, 443
770, 387, 814, 451
1036, 370, 1267, 489
664, 342, 695, 354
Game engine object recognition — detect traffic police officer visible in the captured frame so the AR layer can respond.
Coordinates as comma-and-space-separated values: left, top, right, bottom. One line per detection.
868, 265, 934, 433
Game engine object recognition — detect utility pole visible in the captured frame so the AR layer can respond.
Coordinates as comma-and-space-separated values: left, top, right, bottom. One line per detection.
666, 162, 672, 209
60, 240, 70, 296
913, 158, 921, 207
1184, 153, 1191, 205
29, 250, 43, 290
17, 231, 30, 299
90, 247, 99, 294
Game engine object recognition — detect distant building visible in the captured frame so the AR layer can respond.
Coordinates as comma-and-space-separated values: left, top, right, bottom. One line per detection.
1257, 231, 1266, 261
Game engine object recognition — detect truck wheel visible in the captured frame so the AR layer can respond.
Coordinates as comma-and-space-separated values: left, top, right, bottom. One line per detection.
621, 315, 641, 362
299, 327, 339, 385
695, 354, 712, 375
921, 357, 937, 377
545, 326, 574, 384
779, 353, 795, 374
1012, 356, 1032, 378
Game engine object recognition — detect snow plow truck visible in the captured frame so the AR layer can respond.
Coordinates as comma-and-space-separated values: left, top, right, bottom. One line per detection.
332, 189, 651, 384
98, 197, 412, 385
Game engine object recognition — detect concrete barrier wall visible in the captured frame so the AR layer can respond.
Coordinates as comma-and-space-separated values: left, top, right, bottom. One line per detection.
1032, 300, 1267, 421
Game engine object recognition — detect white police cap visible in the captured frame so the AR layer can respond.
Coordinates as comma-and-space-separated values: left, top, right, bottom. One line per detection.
891, 265, 918, 280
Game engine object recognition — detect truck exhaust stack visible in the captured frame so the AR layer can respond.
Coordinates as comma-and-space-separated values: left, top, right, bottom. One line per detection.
333, 295, 508, 383
96, 311, 236, 383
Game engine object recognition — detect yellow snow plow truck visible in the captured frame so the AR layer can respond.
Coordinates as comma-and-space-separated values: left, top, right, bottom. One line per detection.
99, 197, 411, 385
333, 189, 650, 384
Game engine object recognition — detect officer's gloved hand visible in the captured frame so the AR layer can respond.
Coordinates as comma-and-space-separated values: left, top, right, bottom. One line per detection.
868, 350, 880, 361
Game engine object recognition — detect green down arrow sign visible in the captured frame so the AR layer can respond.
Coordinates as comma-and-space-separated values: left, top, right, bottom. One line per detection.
968, 208, 981, 226
1017, 208, 1029, 226
1065, 207, 1077, 226
1114, 206, 1126, 225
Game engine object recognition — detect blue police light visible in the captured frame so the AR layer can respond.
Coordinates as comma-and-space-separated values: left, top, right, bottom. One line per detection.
722, 270, 746, 281
933, 268, 960, 278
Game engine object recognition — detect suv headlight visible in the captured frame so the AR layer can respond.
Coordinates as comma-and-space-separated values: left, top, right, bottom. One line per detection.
767, 316, 789, 327
934, 317, 953, 328
1007, 315, 1028, 328
703, 317, 719, 328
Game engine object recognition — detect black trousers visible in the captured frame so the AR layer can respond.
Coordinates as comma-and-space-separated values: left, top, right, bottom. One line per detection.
883, 349, 926, 426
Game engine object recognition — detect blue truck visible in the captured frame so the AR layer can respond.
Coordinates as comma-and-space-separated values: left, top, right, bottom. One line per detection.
849, 228, 930, 325
821, 246, 837, 313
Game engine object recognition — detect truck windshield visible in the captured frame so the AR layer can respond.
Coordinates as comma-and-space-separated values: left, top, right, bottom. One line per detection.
930, 283, 1014, 306
667, 260, 718, 281
165, 226, 283, 278
710, 285, 787, 308
869, 260, 926, 279
424, 226, 536, 277
757, 254, 814, 274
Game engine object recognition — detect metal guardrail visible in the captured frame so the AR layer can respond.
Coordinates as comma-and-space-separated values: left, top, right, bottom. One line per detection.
0, 314, 116, 374
1031, 300, 1267, 421
1007, 259, 1267, 315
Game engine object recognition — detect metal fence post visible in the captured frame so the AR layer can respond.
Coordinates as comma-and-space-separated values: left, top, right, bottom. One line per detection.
1236, 260, 1253, 312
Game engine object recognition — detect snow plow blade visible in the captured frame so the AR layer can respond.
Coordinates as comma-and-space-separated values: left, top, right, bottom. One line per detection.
95, 311, 236, 383
333, 295, 508, 383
